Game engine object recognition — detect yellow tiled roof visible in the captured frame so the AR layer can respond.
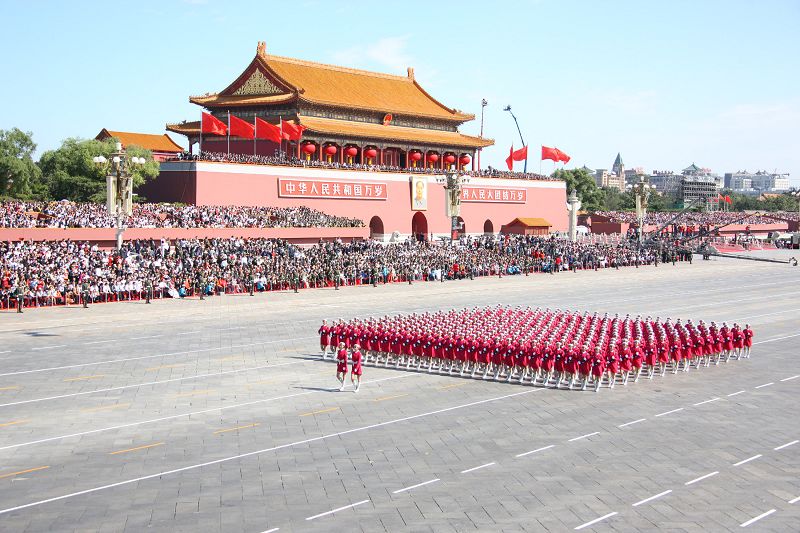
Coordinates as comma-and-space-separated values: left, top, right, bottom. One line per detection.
97, 129, 183, 153
298, 115, 493, 149
189, 93, 296, 107
166, 121, 201, 136
508, 217, 553, 227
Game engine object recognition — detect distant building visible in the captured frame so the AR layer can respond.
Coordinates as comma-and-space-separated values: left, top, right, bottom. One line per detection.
95, 129, 184, 162
593, 153, 625, 191
678, 163, 721, 209
649, 170, 680, 194
724, 170, 790, 193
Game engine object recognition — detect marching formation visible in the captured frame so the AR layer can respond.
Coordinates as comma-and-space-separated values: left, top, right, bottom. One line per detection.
318, 307, 753, 391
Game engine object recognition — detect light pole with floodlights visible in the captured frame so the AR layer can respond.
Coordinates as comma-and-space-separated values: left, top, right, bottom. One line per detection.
478, 99, 487, 170
93, 142, 145, 250
503, 105, 527, 173
435, 170, 470, 241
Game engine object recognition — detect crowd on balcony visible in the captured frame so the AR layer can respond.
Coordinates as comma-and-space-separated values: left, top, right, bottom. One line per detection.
1, 234, 692, 310
170, 151, 555, 181
0, 201, 365, 229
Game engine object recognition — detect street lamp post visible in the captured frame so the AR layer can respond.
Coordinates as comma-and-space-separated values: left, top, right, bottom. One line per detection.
93, 142, 145, 250
503, 105, 527, 173
478, 99, 488, 171
631, 175, 654, 241
436, 170, 470, 241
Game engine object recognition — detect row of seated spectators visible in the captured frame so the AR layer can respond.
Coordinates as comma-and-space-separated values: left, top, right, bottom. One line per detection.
170, 151, 555, 181
0, 201, 365, 229
1, 234, 690, 309
593, 210, 793, 226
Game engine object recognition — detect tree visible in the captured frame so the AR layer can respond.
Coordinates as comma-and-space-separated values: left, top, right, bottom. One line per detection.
552, 168, 604, 211
0, 128, 43, 198
600, 186, 635, 211
38, 137, 159, 202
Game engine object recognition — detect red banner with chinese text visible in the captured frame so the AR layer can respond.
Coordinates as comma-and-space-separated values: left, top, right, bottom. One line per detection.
460, 186, 526, 203
278, 179, 388, 200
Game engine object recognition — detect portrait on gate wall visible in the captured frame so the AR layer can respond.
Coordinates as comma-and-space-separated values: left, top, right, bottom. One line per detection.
410, 176, 428, 211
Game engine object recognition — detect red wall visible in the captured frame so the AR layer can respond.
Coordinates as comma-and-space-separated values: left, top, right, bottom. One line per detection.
143, 161, 568, 235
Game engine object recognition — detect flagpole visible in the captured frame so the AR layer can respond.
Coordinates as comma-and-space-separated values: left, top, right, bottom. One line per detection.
199, 113, 203, 155
254, 115, 257, 157
227, 110, 231, 155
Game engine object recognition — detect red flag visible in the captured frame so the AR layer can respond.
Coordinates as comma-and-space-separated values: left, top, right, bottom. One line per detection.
228, 114, 255, 139
555, 148, 571, 163
511, 145, 528, 161
201, 112, 227, 136
280, 119, 306, 141
255, 118, 282, 143
506, 145, 514, 171
541, 146, 560, 162
725, 195, 732, 204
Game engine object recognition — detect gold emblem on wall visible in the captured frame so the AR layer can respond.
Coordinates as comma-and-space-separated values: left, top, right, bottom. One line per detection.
233, 70, 284, 96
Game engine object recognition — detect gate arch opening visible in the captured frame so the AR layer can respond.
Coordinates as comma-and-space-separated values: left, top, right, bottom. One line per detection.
411, 212, 428, 241
483, 219, 494, 234
369, 216, 384, 238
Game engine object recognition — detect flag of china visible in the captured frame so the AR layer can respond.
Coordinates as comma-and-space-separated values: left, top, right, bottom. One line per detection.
512, 145, 528, 161
228, 114, 254, 139
255, 118, 283, 143
506, 145, 514, 171
541, 146, 560, 162
201, 112, 227, 136
280, 119, 306, 141
555, 148, 571, 163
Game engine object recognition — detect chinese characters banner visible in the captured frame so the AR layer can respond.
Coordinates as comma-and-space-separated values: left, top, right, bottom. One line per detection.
278, 179, 388, 200
460, 186, 527, 203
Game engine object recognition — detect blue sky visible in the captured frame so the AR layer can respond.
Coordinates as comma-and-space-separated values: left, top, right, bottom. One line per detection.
1, 0, 798, 185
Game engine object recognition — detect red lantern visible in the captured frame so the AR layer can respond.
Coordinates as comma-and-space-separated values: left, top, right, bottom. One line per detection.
302, 143, 316, 154
459, 155, 471, 165
444, 154, 456, 164
345, 146, 358, 157
365, 148, 378, 159
409, 152, 422, 161
427, 153, 439, 163
325, 145, 337, 155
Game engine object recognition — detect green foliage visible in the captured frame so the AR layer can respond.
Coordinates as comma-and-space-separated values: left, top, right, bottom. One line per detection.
600, 187, 635, 211
552, 167, 604, 211
0, 128, 43, 198
37, 137, 159, 202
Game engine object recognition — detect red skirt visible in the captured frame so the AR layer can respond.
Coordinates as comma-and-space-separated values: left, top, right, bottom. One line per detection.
337, 363, 348, 373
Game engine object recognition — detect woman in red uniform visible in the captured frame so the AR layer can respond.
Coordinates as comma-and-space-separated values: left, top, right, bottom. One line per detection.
743, 324, 754, 358
318, 319, 332, 358
731, 323, 744, 359
350, 343, 363, 392
336, 342, 349, 391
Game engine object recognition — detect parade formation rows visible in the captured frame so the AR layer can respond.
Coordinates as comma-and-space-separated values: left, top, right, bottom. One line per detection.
319, 307, 754, 391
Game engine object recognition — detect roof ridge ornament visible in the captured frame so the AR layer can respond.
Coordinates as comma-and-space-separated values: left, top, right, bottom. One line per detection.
257, 41, 267, 58
407, 67, 415, 80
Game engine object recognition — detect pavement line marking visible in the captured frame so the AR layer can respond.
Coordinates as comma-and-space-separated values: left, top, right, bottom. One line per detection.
144, 363, 186, 372
83, 340, 114, 345
0, 466, 49, 480
0, 374, 414, 453
174, 390, 216, 398
693, 397, 720, 406
176, 331, 202, 336
516, 444, 555, 458
214, 423, 260, 435
129, 335, 163, 340
62, 375, 105, 382
575, 512, 618, 530
727, 390, 746, 397
685, 471, 719, 485
460, 462, 495, 474
632, 489, 672, 507
392, 478, 440, 494
655, 407, 684, 417
0, 419, 28, 428
439, 382, 468, 390
0, 337, 315, 378
109, 442, 164, 455
754, 332, 800, 345
754, 382, 774, 389
260, 529, 279, 533
299, 407, 339, 417
0, 385, 543, 514
80, 403, 131, 413
0, 386, 20, 391
739, 509, 776, 528
619, 418, 646, 428
373, 394, 408, 402
774, 440, 798, 451
0, 360, 307, 410
305, 499, 370, 521
789, 495, 800, 504
733, 454, 762, 467
31, 345, 66, 351
568, 432, 600, 442
780, 375, 799, 382
215, 356, 246, 362
0, 351, 9, 354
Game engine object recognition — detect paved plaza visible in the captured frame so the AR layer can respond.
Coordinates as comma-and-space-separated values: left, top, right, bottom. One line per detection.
0, 252, 798, 532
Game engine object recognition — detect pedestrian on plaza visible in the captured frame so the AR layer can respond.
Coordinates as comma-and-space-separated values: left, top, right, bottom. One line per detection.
350, 343, 363, 392
336, 342, 348, 391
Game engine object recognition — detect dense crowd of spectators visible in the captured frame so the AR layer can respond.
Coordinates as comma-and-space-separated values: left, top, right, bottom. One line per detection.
593, 210, 791, 226
171, 151, 555, 181
0, 201, 365, 229
1, 234, 691, 309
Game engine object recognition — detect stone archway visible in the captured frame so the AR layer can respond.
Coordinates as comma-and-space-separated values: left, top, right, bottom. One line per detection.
369, 216, 384, 239
411, 212, 428, 240
483, 219, 494, 234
